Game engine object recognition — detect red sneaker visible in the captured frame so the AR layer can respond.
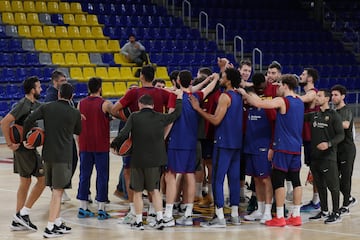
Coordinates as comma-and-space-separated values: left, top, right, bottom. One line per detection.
265, 217, 286, 227
286, 215, 302, 226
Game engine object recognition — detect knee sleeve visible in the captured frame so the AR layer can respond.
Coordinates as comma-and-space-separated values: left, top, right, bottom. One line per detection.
271, 169, 286, 190
287, 171, 301, 188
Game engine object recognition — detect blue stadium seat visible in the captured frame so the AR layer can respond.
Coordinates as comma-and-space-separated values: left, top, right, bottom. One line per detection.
6, 84, 23, 100
75, 83, 88, 98
43, 67, 56, 80
0, 25, 8, 38
16, 68, 28, 82
97, 14, 111, 25
102, 53, 116, 65
51, 14, 64, 25
13, 53, 26, 67
0, 53, 14, 67
9, 38, 24, 52
0, 101, 9, 116
27, 67, 43, 80
26, 52, 40, 66
0, 39, 8, 52
1, 68, 16, 82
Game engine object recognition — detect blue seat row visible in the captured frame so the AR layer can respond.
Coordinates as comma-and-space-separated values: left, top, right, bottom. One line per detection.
0, 53, 42, 67
81, 2, 165, 16
0, 38, 25, 52
0, 67, 56, 83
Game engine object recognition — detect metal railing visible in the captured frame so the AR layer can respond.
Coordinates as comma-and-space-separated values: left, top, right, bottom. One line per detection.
252, 48, 263, 72
216, 23, 225, 51
199, 11, 208, 39
182, 0, 191, 27
234, 36, 244, 62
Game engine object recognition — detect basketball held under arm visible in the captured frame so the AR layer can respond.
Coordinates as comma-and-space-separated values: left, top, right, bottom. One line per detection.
111, 101, 124, 118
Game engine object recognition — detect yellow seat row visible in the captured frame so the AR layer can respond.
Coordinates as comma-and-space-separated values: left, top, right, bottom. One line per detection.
102, 82, 132, 98
51, 53, 95, 67
0, 1, 83, 14
2, 12, 41, 25
35, 39, 120, 53
70, 67, 139, 82
17, 25, 107, 39
63, 13, 101, 26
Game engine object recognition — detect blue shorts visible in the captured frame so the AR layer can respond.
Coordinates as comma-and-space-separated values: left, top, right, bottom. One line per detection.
167, 149, 196, 173
245, 153, 272, 178
201, 139, 214, 159
272, 151, 301, 172
122, 155, 131, 169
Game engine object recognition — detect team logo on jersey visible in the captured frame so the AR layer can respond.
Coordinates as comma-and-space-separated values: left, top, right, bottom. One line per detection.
325, 116, 329, 121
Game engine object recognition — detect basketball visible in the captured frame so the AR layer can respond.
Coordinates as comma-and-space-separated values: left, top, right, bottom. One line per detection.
118, 137, 132, 156
26, 127, 45, 147
118, 107, 131, 121
9, 124, 23, 144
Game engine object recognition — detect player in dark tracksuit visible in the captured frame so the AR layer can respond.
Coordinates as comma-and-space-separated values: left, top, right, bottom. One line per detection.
306, 89, 344, 224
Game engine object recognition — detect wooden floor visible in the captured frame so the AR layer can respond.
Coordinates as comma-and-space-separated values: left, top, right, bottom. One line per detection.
1, 139, 360, 240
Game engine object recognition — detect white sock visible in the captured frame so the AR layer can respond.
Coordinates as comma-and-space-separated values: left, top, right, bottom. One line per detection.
215, 207, 224, 219
231, 205, 239, 217
156, 211, 163, 221
276, 207, 284, 218
292, 205, 301, 217
80, 200, 88, 210
148, 203, 155, 215
207, 184, 213, 197
264, 204, 272, 216
54, 218, 62, 227
184, 203, 193, 217
240, 187, 245, 198
257, 201, 265, 213
164, 204, 173, 218
47, 222, 54, 230
195, 182, 202, 198
312, 193, 320, 204
129, 203, 135, 214
286, 181, 293, 193
136, 214, 142, 223
98, 201, 105, 211
20, 207, 30, 216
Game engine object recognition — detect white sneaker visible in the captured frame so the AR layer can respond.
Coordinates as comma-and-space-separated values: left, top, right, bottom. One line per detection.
146, 213, 156, 227
230, 216, 241, 225
176, 216, 193, 226
244, 210, 263, 221
61, 191, 71, 203
200, 216, 226, 228
163, 216, 175, 227
121, 212, 136, 225
260, 213, 272, 224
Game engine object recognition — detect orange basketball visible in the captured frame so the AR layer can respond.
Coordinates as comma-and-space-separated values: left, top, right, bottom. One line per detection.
118, 137, 132, 156
118, 107, 131, 121
9, 124, 23, 144
26, 127, 45, 147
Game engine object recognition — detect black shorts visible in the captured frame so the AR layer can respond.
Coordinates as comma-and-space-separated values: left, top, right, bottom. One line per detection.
14, 148, 44, 178
130, 167, 161, 192
44, 161, 72, 189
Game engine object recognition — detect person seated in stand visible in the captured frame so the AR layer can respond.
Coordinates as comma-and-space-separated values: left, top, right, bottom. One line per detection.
121, 34, 149, 67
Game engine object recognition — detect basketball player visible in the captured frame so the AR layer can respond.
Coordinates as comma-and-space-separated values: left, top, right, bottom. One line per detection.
0, 76, 45, 232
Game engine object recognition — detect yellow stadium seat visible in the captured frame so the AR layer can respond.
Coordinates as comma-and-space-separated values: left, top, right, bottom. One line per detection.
2, 13, 15, 25
96, 39, 110, 52
102, 82, 116, 98
27, 13, 40, 25
91, 26, 106, 39
83, 67, 95, 81
63, 13, 75, 25
87, 15, 100, 26
55, 26, 69, 38
47, 39, 61, 52
84, 39, 97, 52
73, 39, 86, 52
47, 2, 59, 13
68, 26, 81, 38
114, 82, 127, 96
120, 67, 137, 81
43, 26, 56, 38
108, 67, 121, 81
78, 53, 94, 66
60, 39, 73, 52
58, 2, 70, 13
70, 2, 83, 13
80, 26, 93, 38
75, 14, 87, 25
114, 53, 136, 67
35, 39, 48, 52
52, 53, 65, 65
35, 1, 47, 12
23, 1, 36, 12
95, 67, 111, 81
155, 67, 170, 80
165, 80, 172, 87
18, 25, 31, 38
70, 67, 84, 81
108, 40, 121, 52
11, 1, 24, 12
30, 25, 44, 38
64, 53, 78, 66
14, 13, 27, 25
0, 1, 11, 12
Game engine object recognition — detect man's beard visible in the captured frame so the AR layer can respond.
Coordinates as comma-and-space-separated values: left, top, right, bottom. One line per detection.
34, 93, 41, 100
299, 82, 307, 87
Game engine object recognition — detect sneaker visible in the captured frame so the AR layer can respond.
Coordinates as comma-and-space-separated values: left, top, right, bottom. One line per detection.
200, 216, 226, 228
339, 207, 350, 216
131, 221, 144, 230
349, 197, 358, 208
55, 222, 71, 234
97, 210, 110, 220
152, 219, 164, 230
285, 215, 302, 226
146, 213, 156, 227
10, 220, 28, 231
163, 216, 175, 227
260, 213, 272, 224
247, 196, 258, 212
300, 201, 320, 212
122, 212, 136, 224
265, 217, 286, 227
61, 191, 71, 203
14, 213, 37, 231
198, 195, 214, 208
176, 216, 193, 226
285, 191, 293, 202
324, 212, 342, 224
309, 211, 329, 221
244, 210, 263, 221
77, 208, 95, 218
43, 226, 63, 238
229, 216, 241, 225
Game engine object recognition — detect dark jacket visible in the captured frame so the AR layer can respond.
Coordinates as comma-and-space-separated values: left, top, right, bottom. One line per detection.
113, 99, 182, 168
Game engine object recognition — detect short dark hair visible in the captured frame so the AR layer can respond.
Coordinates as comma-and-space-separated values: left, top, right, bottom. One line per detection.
88, 77, 102, 94
178, 70, 192, 88
128, 33, 135, 38
23, 76, 40, 94
138, 94, 153, 106
170, 70, 180, 81
141, 65, 155, 82
280, 74, 298, 90
252, 73, 266, 87
304, 68, 319, 83
152, 79, 165, 86
239, 59, 252, 69
319, 88, 331, 98
331, 84, 347, 95
198, 67, 212, 77
268, 61, 282, 72
51, 70, 66, 81
225, 68, 241, 88
192, 76, 207, 86
59, 83, 74, 100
